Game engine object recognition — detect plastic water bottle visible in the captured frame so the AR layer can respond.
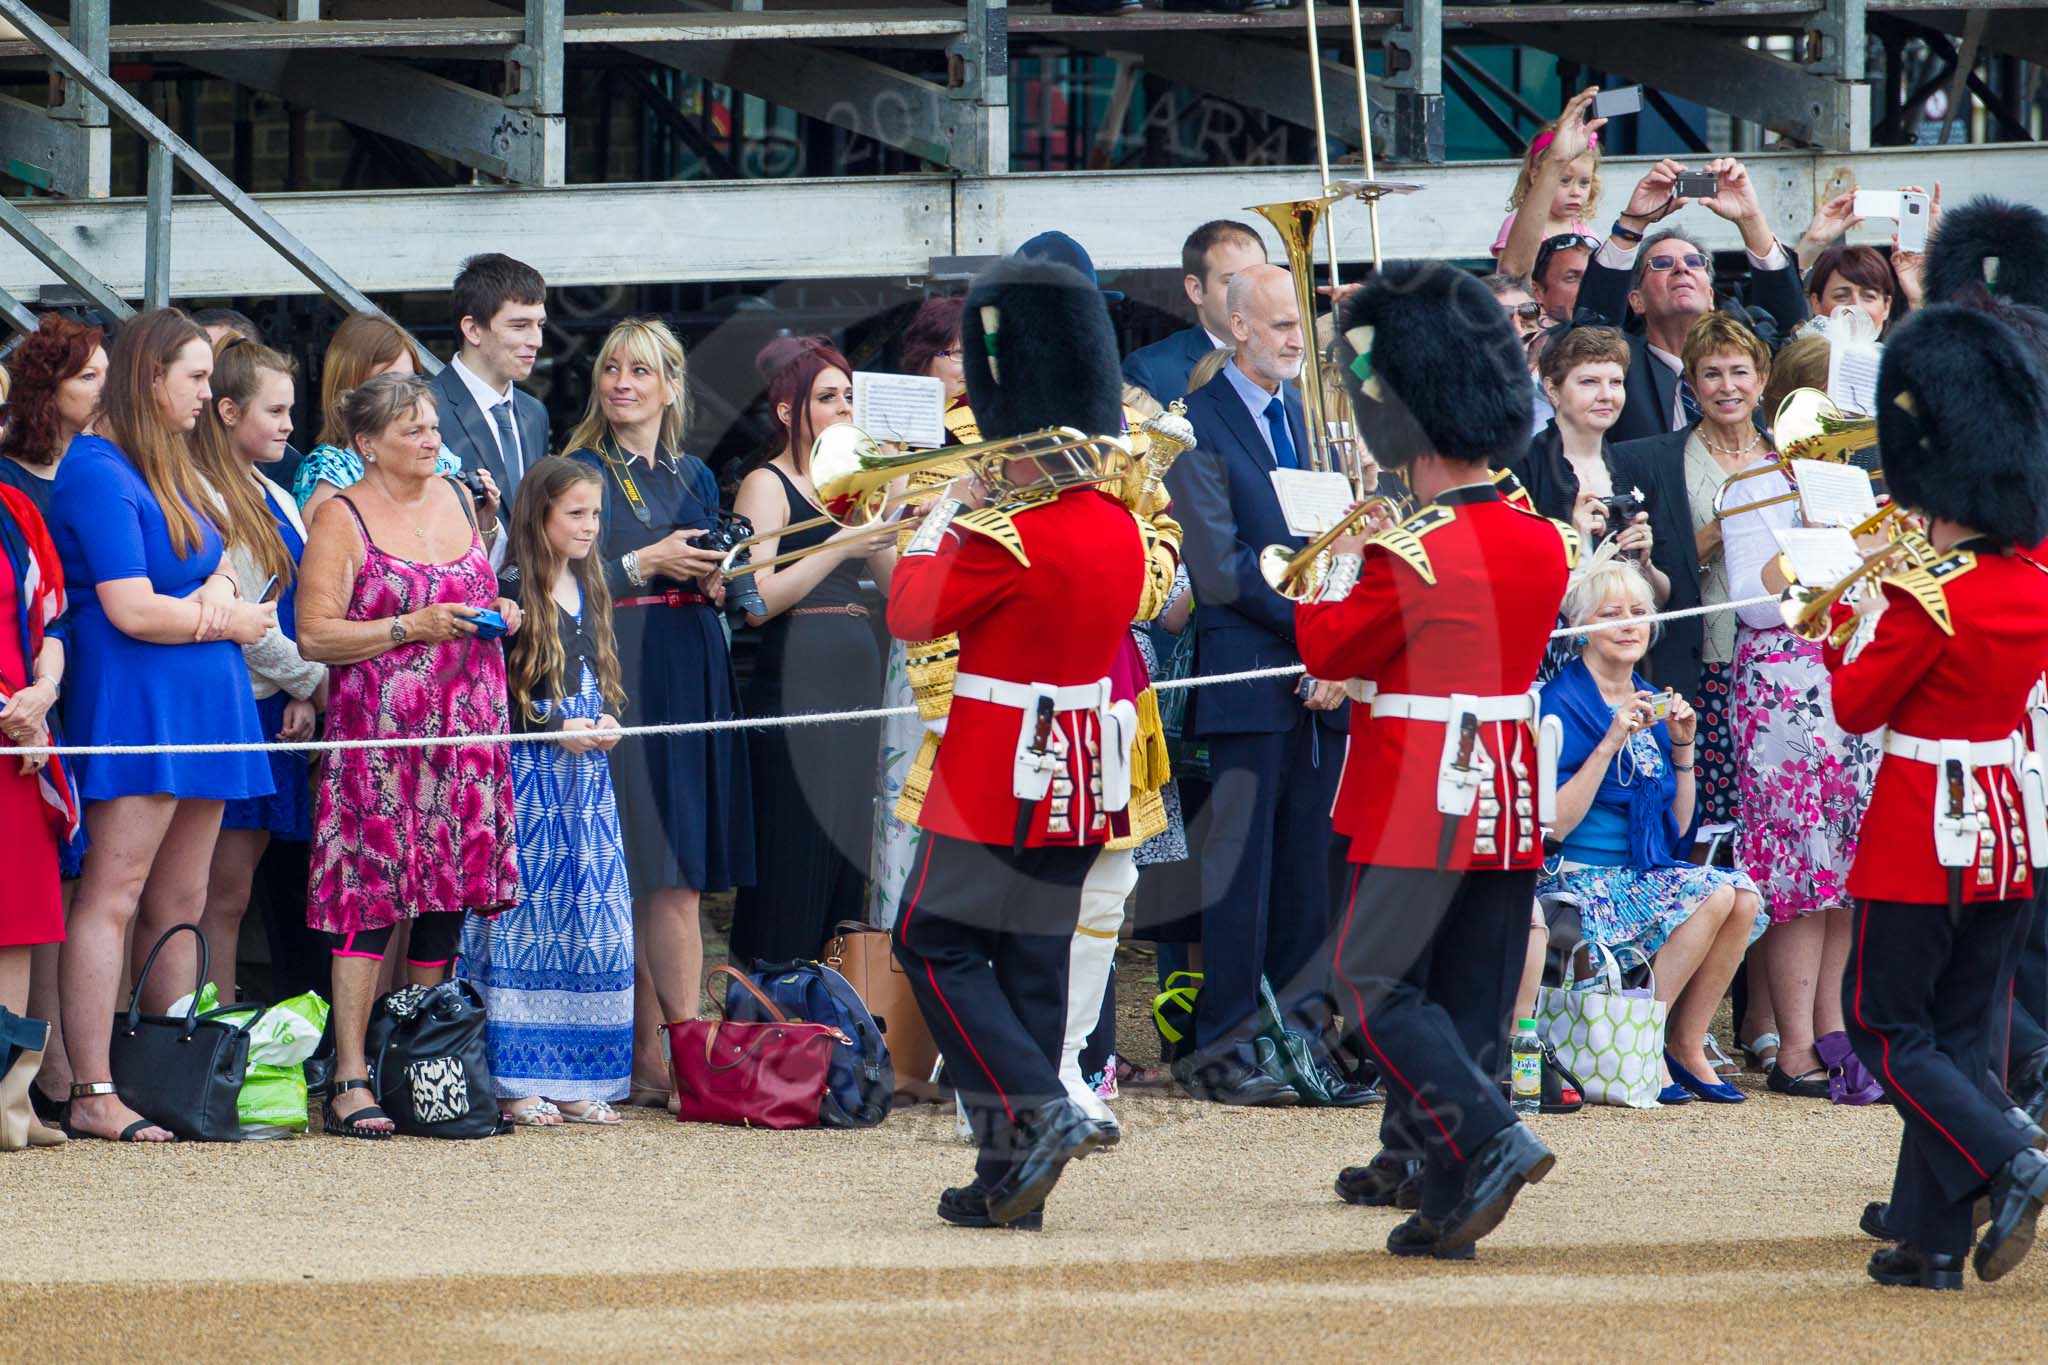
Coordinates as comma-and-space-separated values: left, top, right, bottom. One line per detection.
1510, 1018, 1543, 1115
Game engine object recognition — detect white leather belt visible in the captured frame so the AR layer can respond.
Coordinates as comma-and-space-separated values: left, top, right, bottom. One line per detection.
952, 672, 1134, 814
1883, 729, 2048, 871
1368, 691, 1555, 823
1882, 732, 2026, 768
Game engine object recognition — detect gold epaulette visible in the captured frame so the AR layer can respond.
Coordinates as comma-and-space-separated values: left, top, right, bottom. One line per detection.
1884, 549, 1974, 637
1366, 504, 1455, 586
943, 403, 981, 446
1492, 466, 1535, 513
1552, 518, 1582, 569
954, 487, 1060, 568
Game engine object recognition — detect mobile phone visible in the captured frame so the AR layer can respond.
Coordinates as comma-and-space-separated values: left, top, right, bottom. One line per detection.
1896, 190, 1931, 251
469, 607, 508, 640
1853, 189, 1903, 220
1591, 85, 1642, 119
256, 573, 280, 604
1673, 171, 1719, 200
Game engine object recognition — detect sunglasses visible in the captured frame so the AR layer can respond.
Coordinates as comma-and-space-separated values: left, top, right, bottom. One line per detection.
1646, 253, 1710, 272
1510, 302, 1545, 321
1540, 233, 1601, 255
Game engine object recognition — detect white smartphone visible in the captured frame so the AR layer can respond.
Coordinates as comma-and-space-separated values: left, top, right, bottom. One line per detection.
1591, 85, 1643, 119
1897, 190, 1932, 251
1853, 189, 1903, 220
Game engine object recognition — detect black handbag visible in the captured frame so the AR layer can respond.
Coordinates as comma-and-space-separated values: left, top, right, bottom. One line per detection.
109, 924, 269, 1142
365, 980, 501, 1139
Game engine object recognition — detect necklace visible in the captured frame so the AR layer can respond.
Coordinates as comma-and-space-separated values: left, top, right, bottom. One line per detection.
1697, 426, 1763, 459
368, 471, 434, 540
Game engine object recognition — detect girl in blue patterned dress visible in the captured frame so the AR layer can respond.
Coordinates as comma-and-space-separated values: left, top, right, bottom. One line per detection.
1538, 553, 1767, 1104
460, 457, 633, 1124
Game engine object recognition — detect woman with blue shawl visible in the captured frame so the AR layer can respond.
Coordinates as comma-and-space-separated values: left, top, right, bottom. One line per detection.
1540, 551, 1766, 1105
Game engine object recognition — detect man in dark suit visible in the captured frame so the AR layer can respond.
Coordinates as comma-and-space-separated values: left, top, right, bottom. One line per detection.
1576, 157, 1807, 445
1162, 262, 1365, 1108
1122, 220, 1267, 404
427, 253, 550, 537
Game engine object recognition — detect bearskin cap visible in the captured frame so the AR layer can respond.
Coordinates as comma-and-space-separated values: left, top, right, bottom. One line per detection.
962, 256, 1125, 441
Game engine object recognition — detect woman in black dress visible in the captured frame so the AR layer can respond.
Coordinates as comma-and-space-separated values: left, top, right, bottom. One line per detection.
729, 336, 894, 965
563, 318, 754, 1104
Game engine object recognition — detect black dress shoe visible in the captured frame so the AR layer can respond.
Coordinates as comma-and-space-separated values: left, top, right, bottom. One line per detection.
1313, 1057, 1381, 1108
1335, 1150, 1424, 1207
2013, 1049, 2048, 1129
1861, 1197, 1989, 1242
2005, 1105, 2048, 1151
1974, 1146, 2048, 1283
984, 1099, 1108, 1225
1766, 1065, 1832, 1098
1386, 1213, 1475, 1260
1868, 1242, 1964, 1290
938, 1183, 1044, 1230
1435, 1123, 1555, 1255
1172, 1052, 1299, 1106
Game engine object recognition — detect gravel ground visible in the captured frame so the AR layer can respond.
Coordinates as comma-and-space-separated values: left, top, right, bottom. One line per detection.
4, 949, 2043, 1360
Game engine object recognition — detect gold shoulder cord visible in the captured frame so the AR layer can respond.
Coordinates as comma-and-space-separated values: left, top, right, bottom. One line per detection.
1885, 550, 1975, 637
1367, 503, 1455, 586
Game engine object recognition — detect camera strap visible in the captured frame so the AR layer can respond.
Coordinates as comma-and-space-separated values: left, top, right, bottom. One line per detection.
600, 434, 657, 528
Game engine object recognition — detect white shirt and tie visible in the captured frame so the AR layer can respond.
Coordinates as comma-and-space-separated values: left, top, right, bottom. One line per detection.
449, 352, 523, 568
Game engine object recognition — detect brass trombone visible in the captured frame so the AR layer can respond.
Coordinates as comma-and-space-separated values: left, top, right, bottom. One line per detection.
1260, 492, 1413, 601
720, 422, 1132, 576
1715, 388, 1881, 521
1778, 525, 1940, 649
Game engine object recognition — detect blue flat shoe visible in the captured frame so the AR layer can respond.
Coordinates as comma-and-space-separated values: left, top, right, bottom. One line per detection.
1666, 1051, 1746, 1103
1658, 1082, 1694, 1106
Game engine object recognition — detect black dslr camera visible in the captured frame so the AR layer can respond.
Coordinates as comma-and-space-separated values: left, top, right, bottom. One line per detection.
453, 466, 492, 505
692, 511, 767, 619
1602, 486, 1649, 563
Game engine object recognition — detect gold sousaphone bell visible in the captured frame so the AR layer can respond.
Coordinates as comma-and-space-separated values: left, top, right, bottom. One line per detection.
1714, 388, 1881, 521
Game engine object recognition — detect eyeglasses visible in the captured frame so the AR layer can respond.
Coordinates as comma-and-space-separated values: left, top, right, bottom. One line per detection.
934, 347, 963, 360
1646, 253, 1710, 272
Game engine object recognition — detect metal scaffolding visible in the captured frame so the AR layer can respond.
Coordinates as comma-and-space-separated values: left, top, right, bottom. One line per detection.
1, 0, 2044, 318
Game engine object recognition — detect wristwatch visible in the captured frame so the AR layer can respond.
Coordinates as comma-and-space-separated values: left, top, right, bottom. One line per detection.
390, 615, 409, 645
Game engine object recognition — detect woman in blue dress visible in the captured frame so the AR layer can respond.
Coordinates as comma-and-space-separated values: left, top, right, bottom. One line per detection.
461, 456, 634, 1124
46, 308, 275, 1143
190, 337, 327, 1004
562, 318, 753, 1106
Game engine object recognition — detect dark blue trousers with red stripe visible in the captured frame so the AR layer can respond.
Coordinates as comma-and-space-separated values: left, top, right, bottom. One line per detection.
893, 831, 1094, 1187
1332, 863, 1531, 1218
1845, 897, 2035, 1256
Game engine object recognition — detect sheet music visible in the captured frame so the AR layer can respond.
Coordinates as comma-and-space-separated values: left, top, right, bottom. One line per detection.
1270, 468, 1358, 537
1792, 458, 1878, 528
1827, 341, 1881, 417
851, 372, 946, 449
1772, 526, 1864, 588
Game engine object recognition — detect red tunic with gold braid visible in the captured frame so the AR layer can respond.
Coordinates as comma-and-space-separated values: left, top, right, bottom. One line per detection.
1824, 543, 2048, 905
887, 488, 1146, 848
1295, 482, 1572, 871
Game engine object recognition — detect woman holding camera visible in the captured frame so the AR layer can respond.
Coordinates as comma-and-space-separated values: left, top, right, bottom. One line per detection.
562, 318, 752, 1106
296, 372, 523, 1138
1540, 554, 1766, 1103
729, 336, 894, 968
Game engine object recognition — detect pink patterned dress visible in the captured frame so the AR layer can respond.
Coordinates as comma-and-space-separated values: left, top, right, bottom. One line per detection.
308, 494, 520, 933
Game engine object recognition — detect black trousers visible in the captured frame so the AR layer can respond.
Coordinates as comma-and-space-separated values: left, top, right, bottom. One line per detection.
1334, 863, 1530, 1218
1844, 897, 2033, 1256
1195, 722, 1346, 1053
893, 832, 1092, 1187
2005, 890, 2048, 1072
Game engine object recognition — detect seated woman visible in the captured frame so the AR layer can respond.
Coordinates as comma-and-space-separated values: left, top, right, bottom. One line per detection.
1539, 553, 1767, 1105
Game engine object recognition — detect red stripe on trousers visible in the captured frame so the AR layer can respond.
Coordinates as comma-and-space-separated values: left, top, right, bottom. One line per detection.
1851, 899, 1988, 1181
897, 834, 1016, 1123
1330, 863, 1464, 1160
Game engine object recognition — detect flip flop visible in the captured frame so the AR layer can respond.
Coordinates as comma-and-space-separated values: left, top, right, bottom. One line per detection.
61, 1116, 175, 1143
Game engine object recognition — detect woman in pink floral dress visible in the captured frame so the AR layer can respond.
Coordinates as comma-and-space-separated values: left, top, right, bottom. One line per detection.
1719, 350, 1880, 1107
299, 374, 522, 1138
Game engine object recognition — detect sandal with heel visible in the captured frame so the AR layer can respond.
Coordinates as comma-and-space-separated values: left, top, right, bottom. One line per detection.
323, 1077, 396, 1139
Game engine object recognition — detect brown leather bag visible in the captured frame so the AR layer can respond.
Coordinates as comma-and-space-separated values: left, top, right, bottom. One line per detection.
821, 921, 940, 1103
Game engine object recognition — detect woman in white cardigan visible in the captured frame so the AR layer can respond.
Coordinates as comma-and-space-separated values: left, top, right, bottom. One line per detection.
192, 338, 327, 1001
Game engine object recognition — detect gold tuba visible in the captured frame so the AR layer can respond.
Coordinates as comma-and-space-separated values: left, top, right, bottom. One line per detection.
1259, 492, 1412, 601
1715, 388, 1881, 521
1247, 192, 1352, 485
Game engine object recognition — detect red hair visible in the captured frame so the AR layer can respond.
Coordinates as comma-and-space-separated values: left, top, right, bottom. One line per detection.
0, 313, 105, 468
755, 334, 851, 476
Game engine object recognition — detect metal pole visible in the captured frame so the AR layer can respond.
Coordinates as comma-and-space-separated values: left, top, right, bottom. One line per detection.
1301, 0, 1341, 300
1347, 0, 1384, 270
144, 141, 173, 309
0, 196, 134, 320
0, 281, 39, 335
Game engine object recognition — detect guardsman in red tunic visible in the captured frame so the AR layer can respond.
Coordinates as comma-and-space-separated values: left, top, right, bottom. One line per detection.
888, 256, 1147, 1230
1822, 301, 2048, 1291
1295, 262, 1574, 1260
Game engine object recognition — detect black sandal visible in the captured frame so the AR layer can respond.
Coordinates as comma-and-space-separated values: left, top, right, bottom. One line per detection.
323, 1078, 396, 1139
58, 1082, 175, 1142
1767, 1064, 1832, 1099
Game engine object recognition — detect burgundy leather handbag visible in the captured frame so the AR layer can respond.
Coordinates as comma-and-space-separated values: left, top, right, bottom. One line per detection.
667, 966, 847, 1129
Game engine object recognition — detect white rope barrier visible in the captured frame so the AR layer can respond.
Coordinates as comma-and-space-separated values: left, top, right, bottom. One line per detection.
11, 594, 1783, 759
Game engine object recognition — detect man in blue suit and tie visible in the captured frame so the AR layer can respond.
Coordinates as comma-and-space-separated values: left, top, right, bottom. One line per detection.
1162, 263, 1370, 1108
427, 253, 551, 543
1122, 220, 1267, 404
